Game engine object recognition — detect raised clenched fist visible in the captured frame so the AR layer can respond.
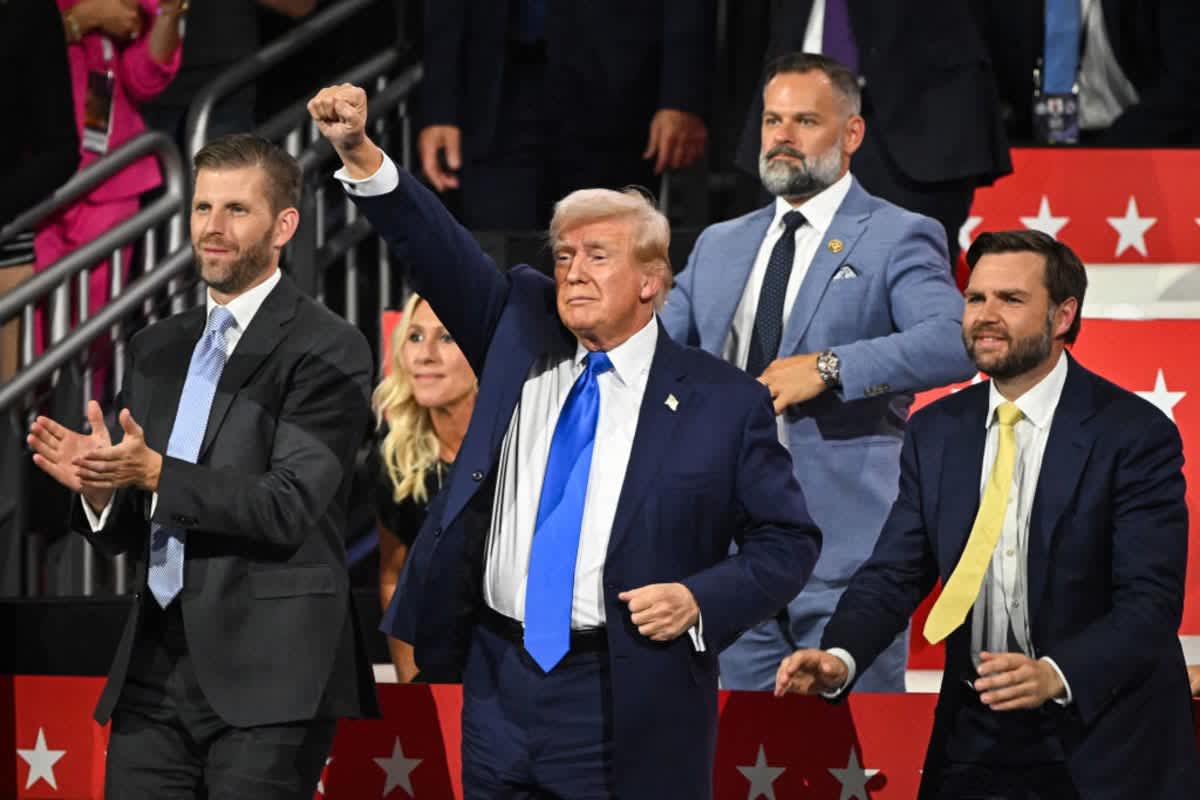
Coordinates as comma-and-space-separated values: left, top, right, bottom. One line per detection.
307, 83, 369, 153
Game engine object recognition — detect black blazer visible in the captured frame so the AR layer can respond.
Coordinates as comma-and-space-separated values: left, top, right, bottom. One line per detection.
421, 0, 714, 159
736, 0, 1012, 186
973, 0, 1200, 145
72, 274, 379, 727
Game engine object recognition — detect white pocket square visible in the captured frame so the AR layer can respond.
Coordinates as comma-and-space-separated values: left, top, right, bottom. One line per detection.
832, 264, 858, 281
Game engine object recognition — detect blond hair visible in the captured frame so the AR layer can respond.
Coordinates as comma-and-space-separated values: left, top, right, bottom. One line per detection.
371, 293, 443, 505
549, 187, 673, 308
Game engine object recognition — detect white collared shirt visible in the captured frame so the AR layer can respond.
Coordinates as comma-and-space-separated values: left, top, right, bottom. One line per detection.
971, 350, 1070, 700
82, 269, 283, 530
723, 171, 854, 372
484, 316, 658, 628
1078, 0, 1140, 131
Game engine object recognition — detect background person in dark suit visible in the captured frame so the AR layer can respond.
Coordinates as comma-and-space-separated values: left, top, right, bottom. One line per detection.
776, 230, 1200, 799
27, 134, 378, 799
734, 1, 1012, 262
971, 0, 1200, 146
311, 83, 822, 800
417, 0, 714, 230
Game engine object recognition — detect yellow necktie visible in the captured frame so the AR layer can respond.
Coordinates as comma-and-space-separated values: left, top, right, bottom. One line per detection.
923, 401, 1024, 644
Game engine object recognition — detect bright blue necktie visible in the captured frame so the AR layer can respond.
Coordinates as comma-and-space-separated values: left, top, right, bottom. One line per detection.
523, 350, 613, 672
147, 306, 236, 608
1043, 0, 1081, 94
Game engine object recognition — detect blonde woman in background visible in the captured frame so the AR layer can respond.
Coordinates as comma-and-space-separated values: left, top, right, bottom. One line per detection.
371, 293, 477, 682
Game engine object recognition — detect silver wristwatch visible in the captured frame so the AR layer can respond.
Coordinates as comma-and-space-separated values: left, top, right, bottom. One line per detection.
816, 350, 841, 388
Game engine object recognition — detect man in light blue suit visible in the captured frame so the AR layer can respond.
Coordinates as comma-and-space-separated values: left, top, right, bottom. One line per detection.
661, 53, 975, 691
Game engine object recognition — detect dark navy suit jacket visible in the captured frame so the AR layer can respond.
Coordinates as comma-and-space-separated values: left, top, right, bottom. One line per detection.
822, 355, 1200, 798
354, 166, 821, 799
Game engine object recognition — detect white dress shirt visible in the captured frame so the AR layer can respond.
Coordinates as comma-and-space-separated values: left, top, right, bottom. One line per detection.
830, 352, 1074, 702
82, 269, 283, 530
484, 316, 657, 629
1078, 0, 1140, 131
723, 171, 854, 372
802, 0, 827, 54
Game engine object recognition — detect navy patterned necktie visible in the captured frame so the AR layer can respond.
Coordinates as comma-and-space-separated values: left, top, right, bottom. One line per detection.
147, 306, 236, 608
747, 210, 805, 377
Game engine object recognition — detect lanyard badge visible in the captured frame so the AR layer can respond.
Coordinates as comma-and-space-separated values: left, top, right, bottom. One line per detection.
82, 38, 116, 155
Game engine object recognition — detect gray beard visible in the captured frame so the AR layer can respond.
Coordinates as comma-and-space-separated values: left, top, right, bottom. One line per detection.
758, 144, 844, 199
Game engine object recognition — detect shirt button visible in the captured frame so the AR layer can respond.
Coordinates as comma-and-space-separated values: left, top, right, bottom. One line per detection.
1005, 549, 1015, 558
1012, 600, 1021, 608
471, 470, 483, 481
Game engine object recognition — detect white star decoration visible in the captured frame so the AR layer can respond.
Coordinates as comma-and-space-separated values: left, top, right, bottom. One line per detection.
1136, 369, 1186, 422
958, 216, 982, 253
374, 738, 422, 797
737, 744, 786, 800
1107, 196, 1156, 257
828, 747, 880, 800
317, 756, 332, 795
17, 728, 66, 790
1019, 196, 1070, 239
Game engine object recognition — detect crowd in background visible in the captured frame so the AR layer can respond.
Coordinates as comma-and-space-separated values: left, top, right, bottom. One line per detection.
3, 0, 1200, 688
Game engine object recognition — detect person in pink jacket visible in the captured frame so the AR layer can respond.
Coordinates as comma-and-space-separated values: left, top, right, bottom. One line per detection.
36, 0, 184, 399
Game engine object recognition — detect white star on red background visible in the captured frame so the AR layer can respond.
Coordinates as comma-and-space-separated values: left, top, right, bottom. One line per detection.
1136, 369, 1187, 422
374, 738, 422, 797
317, 756, 332, 795
958, 216, 982, 253
1020, 196, 1070, 239
828, 747, 881, 800
16, 727, 66, 790
736, 744, 786, 800
1107, 196, 1157, 257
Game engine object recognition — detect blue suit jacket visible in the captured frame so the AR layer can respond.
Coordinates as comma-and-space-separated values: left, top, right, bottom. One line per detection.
823, 355, 1200, 798
352, 167, 821, 799
661, 180, 974, 685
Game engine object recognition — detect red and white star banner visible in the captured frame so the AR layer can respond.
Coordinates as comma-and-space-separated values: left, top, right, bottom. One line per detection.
918, 148, 1200, 669
5, 678, 1198, 799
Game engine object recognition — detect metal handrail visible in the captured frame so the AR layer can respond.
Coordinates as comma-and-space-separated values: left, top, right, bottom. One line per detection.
0, 131, 184, 249
0, 132, 187, 329
0, 248, 194, 413
185, 0, 388, 159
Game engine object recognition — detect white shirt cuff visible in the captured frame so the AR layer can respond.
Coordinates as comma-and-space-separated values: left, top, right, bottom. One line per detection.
335, 153, 399, 197
822, 647, 857, 698
80, 494, 114, 531
686, 610, 706, 652
1041, 656, 1074, 706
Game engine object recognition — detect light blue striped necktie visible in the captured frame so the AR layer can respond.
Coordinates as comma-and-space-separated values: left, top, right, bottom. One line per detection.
523, 350, 612, 672
148, 305, 236, 608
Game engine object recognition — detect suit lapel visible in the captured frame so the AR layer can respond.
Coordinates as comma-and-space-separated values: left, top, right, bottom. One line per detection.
197, 276, 297, 461
144, 310, 205, 453
439, 301, 575, 526
938, 386, 988, 574
1028, 356, 1095, 620
777, 179, 871, 356
699, 205, 773, 352
606, 324, 689, 558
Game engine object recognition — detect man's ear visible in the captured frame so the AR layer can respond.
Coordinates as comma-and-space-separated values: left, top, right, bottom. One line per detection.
272, 207, 300, 249
1055, 297, 1079, 340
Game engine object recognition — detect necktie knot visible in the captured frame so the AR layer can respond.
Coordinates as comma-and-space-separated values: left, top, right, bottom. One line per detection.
583, 350, 613, 378
781, 210, 806, 235
206, 306, 237, 342
995, 401, 1023, 428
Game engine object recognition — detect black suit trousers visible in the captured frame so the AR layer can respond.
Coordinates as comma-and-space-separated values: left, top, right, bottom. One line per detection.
104, 602, 336, 800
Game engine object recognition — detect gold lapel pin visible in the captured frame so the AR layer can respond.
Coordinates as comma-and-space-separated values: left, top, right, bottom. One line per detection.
665, 393, 679, 412
828, 239, 844, 253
